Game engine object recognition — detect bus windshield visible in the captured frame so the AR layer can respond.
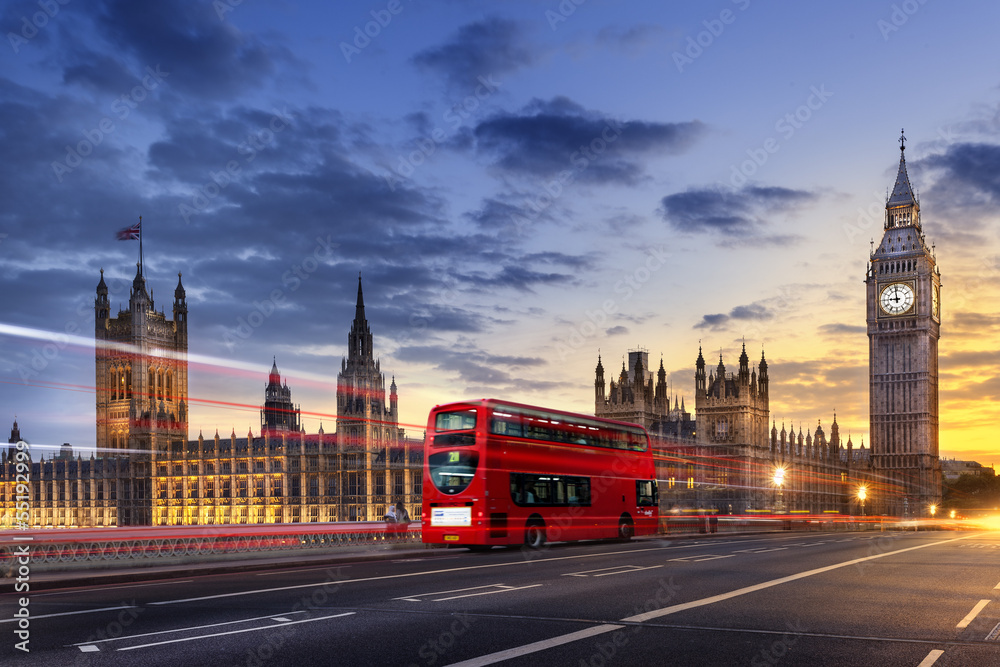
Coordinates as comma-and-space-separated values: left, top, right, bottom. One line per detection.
428, 450, 478, 495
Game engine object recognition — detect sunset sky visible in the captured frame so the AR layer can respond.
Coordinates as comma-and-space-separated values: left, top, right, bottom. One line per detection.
1, 0, 998, 468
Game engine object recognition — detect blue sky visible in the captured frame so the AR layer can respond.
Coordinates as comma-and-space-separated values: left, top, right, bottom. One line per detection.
1, 0, 999, 466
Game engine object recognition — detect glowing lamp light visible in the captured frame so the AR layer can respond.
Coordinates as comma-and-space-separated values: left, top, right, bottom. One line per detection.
857, 486, 867, 502
773, 467, 786, 487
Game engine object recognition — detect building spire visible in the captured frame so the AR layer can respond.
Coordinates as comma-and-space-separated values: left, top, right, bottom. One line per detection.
886, 128, 920, 230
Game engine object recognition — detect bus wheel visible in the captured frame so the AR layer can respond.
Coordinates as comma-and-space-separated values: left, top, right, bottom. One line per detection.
618, 516, 634, 541
524, 520, 546, 549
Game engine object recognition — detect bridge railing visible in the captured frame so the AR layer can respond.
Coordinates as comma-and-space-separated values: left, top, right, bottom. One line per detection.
0, 522, 421, 576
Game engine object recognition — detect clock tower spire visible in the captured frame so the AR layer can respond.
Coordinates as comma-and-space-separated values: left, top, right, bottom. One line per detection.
865, 131, 942, 517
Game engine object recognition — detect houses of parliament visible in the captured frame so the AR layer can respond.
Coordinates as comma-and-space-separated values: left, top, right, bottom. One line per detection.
0, 135, 943, 527
1, 265, 422, 528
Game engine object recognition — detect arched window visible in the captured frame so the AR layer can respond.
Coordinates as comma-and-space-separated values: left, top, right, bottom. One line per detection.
166, 372, 172, 401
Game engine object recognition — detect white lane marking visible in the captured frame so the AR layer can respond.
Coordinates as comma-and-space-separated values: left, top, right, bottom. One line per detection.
669, 554, 735, 563
734, 547, 788, 554
78, 645, 100, 653
994, 580, 1000, 590
271, 617, 293, 622
564, 565, 638, 577
444, 534, 975, 666
149, 543, 694, 606
985, 621, 1000, 641
118, 612, 355, 651
956, 600, 990, 629
593, 566, 662, 577
36, 579, 194, 597
394, 584, 511, 602
445, 624, 623, 667
432, 584, 543, 602
68, 610, 310, 647
917, 649, 945, 666
0, 605, 138, 625
563, 565, 658, 577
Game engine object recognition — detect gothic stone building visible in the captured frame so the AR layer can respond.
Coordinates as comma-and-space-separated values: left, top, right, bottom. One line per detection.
596, 344, 870, 515
0, 269, 422, 528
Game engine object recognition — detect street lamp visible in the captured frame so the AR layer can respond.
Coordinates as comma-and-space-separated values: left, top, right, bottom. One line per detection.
929, 504, 937, 519
857, 485, 867, 517
773, 466, 786, 514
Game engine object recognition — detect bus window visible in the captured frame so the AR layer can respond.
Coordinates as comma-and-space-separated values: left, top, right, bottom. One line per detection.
491, 411, 523, 438
428, 450, 478, 495
511, 473, 591, 507
435, 409, 477, 431
636, 480, 657, 507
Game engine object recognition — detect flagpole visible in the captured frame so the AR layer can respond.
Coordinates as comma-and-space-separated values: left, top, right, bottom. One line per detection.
138, 215, 144, 277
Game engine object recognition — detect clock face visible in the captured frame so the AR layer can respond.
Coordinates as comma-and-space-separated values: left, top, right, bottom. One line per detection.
879, 283, 914, 315
932, 284, 940, 320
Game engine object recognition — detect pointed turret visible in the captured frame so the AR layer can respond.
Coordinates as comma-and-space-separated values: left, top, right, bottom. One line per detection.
390, 375, 398, 421
95, 268, 110, 325
595, 354, 606, 403
738, 340, 750, 384
347, 274, 375, 366
695, 345, 706, 393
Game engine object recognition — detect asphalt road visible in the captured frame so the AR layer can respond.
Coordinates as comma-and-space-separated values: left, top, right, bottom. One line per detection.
2, 530, 999, 666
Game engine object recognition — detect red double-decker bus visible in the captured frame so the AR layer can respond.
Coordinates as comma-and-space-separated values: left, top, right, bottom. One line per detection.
421, 399, 658, 549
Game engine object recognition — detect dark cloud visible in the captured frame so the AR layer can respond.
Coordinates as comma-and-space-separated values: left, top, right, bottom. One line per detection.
694, 302, 773, 331
922, 142, 1000, 202
660, 185, 815, 245
395, 343, 546, 388
412, 17, 536, 89
605, 325, 628, 336
470, 96, 704, 184
92, 0, 298, 99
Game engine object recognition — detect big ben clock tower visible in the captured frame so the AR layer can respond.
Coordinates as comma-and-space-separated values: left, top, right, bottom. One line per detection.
866, 131, 942, 517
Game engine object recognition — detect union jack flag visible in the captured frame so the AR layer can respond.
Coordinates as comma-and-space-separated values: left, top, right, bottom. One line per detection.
116, 222, 141, 241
